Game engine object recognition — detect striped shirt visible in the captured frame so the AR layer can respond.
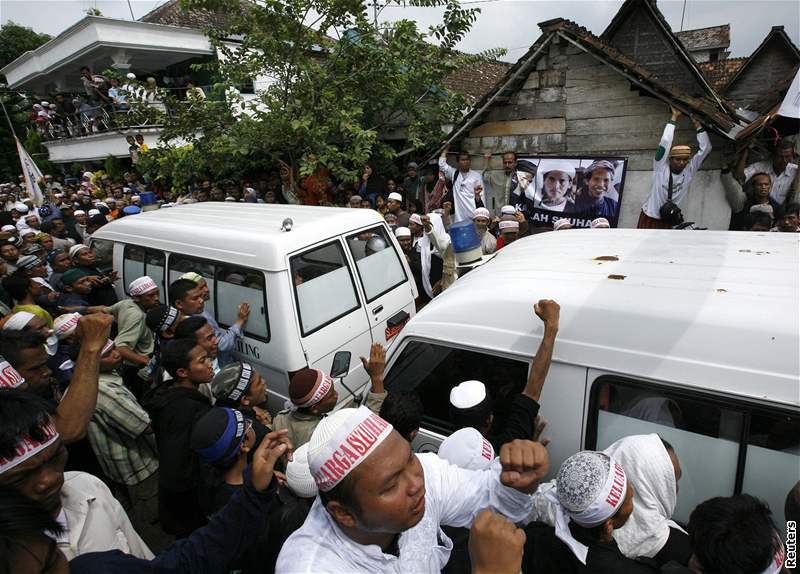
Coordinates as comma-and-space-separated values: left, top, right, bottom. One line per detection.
87, 372, 159, 486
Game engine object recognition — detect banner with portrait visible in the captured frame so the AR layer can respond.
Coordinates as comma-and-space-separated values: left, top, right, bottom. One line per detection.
508, 156, 628, 228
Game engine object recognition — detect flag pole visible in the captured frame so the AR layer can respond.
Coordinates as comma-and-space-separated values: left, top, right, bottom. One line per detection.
0, 95, 19, 140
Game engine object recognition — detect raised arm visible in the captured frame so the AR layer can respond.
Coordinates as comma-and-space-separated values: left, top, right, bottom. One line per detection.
522, 300, 560, 402
722, 170, 747, 212
439, 147, 457, 182
734, 147, 749, 182
54, 314, 113, 443
689, 117, 712, 173
654, 108, 680, 167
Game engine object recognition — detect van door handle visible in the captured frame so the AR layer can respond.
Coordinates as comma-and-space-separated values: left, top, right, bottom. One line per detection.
372, 305, 383, 315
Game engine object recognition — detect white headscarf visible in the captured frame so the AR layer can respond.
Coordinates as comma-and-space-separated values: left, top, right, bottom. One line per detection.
418, 213, 446, 299
603, 434, 685, 558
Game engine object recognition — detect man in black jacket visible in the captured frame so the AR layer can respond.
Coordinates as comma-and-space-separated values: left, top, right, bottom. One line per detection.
143, 338, 214, 537
449, 299, 559, 451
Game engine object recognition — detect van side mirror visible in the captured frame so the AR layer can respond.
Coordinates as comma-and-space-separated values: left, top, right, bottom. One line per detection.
330, 351, 351, 379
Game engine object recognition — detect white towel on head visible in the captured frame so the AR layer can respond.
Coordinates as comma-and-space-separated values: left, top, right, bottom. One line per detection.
603, 434, 685, 558
418, 212, 446, 299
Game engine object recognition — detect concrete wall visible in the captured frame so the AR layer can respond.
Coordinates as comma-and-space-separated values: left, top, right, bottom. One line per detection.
460, 37, 732, 229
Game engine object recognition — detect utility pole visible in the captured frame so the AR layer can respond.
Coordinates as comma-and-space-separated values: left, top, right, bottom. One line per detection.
680, 0, 687, 31
127, 0, 136, 20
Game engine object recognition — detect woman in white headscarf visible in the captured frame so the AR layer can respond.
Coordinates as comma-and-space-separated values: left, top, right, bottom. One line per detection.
603, 433, 691, 564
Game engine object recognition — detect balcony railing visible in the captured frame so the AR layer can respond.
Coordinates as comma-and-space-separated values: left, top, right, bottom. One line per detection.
32, 101, 166, 141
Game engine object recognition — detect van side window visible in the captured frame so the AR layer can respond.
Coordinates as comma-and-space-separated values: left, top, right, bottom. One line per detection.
123, 245, 165, 302
215, 263, 269, 341
741, 410, 800, 526
346, 226, 407, 302
290, 241, 360, 336
384, 341, 528, 436
588, 378, 798, 524
168, 255, 215, 310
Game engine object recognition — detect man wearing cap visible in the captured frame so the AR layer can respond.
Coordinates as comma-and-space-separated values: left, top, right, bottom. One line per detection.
105, 276, 160, 399
439, 146, 485, 224
55, 268, 95, 311
402, 162, 435, 208
473, 207, 497, 255
85, 338, 167, 552
553, 218, 572, 231
211, 361, 271, 430
449, 299, 559, 452
386, 192, 411, 227
0, 390, 154, 561
84, 214, 113, 270
69, 244, 118, 306
276, 406, 548, 573
639, 107, 710, 229
535, 160, 576, 213
574, 160, 619, 220
3, 271, 54, 328
495, 216, 520, 251
273, 343, 387, 451
523, 451, 651, 573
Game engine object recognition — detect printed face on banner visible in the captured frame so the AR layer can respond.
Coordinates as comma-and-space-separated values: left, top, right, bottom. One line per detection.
509, 157, 628, 228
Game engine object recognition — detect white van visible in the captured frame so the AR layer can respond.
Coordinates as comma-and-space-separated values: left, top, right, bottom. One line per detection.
382, 229, 799, 523
93, 203, 417, 411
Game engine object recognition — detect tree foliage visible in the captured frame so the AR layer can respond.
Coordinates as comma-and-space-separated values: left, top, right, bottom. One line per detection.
152, 0, 486, 190
0, 22, 51, 181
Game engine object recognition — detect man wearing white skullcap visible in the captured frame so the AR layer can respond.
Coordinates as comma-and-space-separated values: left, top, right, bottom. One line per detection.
105, 276, 160, 398
276, 406, 548, 573
534, 451, 636, 569
639, 107, 710, 229
553, 218, 572, 231
408, 213, 424, 246
496, 216, 520, 250
386, 192, 410, 227
536, 160, 576, 213
448, 299, 559, 452
472, 207, 496, 255
438, 427, 495, 471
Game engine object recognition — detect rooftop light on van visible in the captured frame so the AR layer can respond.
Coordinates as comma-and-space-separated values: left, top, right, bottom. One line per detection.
281, 218, 293, 232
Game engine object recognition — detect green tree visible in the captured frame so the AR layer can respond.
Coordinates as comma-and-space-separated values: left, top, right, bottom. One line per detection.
0, 22, 52, 181
152, 0, 490, 191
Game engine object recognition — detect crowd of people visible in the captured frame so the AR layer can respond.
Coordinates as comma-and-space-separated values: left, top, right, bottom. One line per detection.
0, 104, 796, 573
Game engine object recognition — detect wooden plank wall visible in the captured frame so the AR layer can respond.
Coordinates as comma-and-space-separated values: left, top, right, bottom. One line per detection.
459, 37, 732, 229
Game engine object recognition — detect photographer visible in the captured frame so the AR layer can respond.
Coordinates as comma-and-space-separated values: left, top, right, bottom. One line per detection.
638, 107, 711, 229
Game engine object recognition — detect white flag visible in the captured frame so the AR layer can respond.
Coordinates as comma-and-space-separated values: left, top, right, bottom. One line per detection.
15, 136, 45, 206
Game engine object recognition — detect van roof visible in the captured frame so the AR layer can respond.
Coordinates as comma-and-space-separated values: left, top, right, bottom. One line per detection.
403, 230, 800, 408
93, 203, 386, 271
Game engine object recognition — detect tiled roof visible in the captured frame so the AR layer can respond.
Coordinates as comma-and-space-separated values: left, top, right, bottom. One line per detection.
139, 0, 243, 29
444, 59, 511, 101
676, 24, 730, 51
697, 57, 748, 91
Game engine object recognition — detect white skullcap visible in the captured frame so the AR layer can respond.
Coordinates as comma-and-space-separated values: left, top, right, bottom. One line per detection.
540, 160, 576, 180
0, 357, 25, 389
387, 192, 403, 202
473, 207, 491, 220
130, 195, 140, 202
438, 427, 495, 471
73, 210, 86, 216
2, 312, 36, 331
308, 406, 394, 492
53, 313, 81, 339
591, 218, 610, 229
498, 220, 519, 231
449, 380, 487, 409
14, 203, 28, 214
82, 171, 93, 179
126, 72, 136, 80
129, 276, 158, 297
286, 443, 318, 499
548, 451, 629, 564
19, 229, 36, 238
95, 202, 109, 209
553, 219, 572, 231
500, 205, 516, 216
87, 209, 101, 217
68, 244, 90, 259
1, 225, 16, 232
224, 196, 236, 202
409, 214, 422, 226
395, 226, 411, 238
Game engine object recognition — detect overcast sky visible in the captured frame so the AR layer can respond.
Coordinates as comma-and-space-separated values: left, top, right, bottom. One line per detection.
2, 0, 798, 63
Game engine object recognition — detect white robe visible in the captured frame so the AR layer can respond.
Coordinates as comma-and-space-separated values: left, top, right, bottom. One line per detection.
438, 157, 485, 224
276, 453, 533, 573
